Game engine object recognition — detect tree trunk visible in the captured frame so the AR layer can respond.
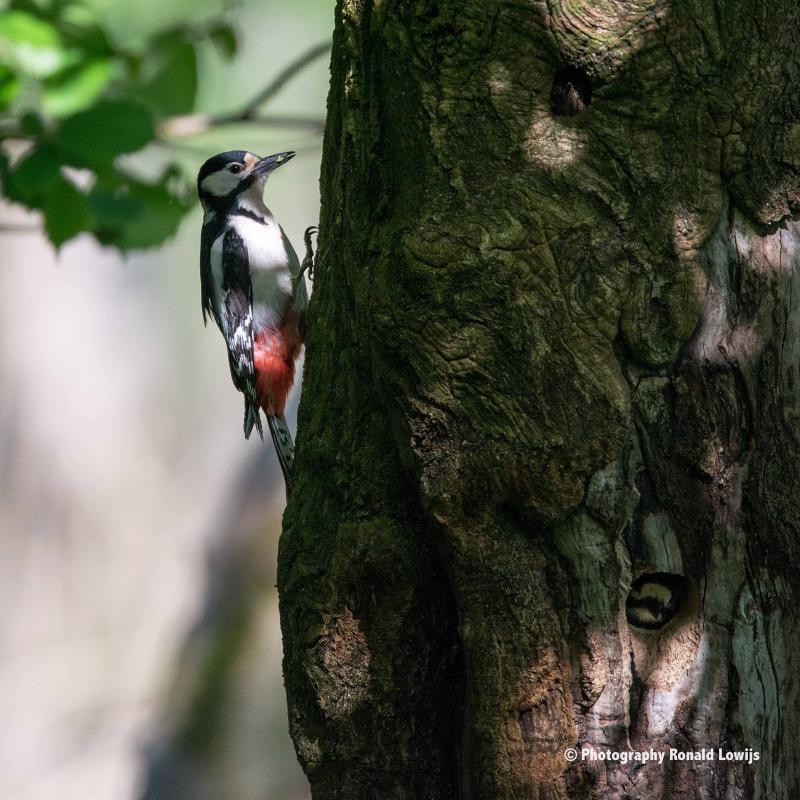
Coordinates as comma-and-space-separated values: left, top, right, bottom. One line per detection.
279, 1, 800, 797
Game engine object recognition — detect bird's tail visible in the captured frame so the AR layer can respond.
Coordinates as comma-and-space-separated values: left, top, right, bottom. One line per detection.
267, 413, 295, 490
243, 397, 264, 440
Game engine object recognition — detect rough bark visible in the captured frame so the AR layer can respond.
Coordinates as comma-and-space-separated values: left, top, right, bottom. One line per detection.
280, 1, 800, 798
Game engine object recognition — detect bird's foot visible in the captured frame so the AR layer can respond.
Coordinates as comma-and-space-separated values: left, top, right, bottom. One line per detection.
300, 225, 318, 280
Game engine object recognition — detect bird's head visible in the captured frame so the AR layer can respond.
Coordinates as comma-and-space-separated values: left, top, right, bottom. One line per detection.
196, 149, 295, 213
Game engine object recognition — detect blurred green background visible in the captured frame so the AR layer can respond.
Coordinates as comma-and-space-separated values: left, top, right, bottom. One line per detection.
0, 0, 332, 797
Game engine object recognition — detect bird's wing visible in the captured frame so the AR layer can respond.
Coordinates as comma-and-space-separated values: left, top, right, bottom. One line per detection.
280, 225, 302, 278
280, 227, 309, 342
200, 220, 220, 326
220, 227, 263, 439
280, 226, 309, 314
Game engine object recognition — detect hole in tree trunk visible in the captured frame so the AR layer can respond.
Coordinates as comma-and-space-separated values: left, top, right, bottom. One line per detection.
550, 66, 592, 117
626, 572, 689, 630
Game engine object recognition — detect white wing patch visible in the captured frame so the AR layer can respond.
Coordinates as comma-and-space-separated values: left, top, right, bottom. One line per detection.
231, 317, 253, 375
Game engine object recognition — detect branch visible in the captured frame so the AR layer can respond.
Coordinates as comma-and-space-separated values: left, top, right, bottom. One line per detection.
158, 113, 325, 139
156, 40, 331, 140
215, 40, 331, 124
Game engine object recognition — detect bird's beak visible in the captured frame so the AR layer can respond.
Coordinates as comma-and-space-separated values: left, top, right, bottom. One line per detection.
253, 151, 296, 176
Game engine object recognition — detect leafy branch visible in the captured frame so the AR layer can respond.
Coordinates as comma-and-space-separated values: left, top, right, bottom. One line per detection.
0, 1, 329, 249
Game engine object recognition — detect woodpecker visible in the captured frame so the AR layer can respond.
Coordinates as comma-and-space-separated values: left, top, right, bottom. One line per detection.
197, 149, 314, 489
625, 572, 688, 631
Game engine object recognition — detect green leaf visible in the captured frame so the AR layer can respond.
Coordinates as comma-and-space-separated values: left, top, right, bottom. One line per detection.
134, 37, 197, 117
0, 68, 20, 109
87, 186, 146, 230
0, 149, 10, 183
116, 179, 190, 249
4, 145, 63, 205
57, 6, 113, 56
56, 99, 155, 167
43, 176, 89, 247
0, 10, 59, 48
20, 110, 44, 135
0, 11, 66, 77
42, 58, 113, 117
209, 23, 237, 59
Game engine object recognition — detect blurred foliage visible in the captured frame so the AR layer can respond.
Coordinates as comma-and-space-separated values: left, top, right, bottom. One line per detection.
0, 0, 239, 248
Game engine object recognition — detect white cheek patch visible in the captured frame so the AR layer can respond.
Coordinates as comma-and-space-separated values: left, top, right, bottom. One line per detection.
201, 169, 241, 197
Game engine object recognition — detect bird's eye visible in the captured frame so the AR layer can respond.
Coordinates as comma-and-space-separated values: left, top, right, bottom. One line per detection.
229, 164, 244, 174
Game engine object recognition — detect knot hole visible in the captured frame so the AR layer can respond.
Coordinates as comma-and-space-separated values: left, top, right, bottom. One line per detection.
550, 66, 592, 117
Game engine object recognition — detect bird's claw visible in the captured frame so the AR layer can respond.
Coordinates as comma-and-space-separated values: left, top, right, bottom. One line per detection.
300, 225, 318, 280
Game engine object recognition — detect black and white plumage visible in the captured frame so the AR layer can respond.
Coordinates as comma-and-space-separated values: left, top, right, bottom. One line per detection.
197, 149, 314, 488
625, 572, 688, 631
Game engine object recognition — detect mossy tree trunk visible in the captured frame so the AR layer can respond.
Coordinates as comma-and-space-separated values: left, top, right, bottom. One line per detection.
279, 1, 800, 797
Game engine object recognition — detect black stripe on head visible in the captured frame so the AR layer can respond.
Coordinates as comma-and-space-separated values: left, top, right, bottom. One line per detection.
197, 150, 249, 185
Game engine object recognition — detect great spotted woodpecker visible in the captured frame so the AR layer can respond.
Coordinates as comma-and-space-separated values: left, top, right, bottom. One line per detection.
197, 149, 315, 489
625, 572, 688, 631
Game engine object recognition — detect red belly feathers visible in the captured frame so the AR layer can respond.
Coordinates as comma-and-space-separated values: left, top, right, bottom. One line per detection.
252, 315, 302, 416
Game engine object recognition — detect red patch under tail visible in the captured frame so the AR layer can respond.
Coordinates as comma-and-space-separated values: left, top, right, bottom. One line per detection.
253, 319, 302, 416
